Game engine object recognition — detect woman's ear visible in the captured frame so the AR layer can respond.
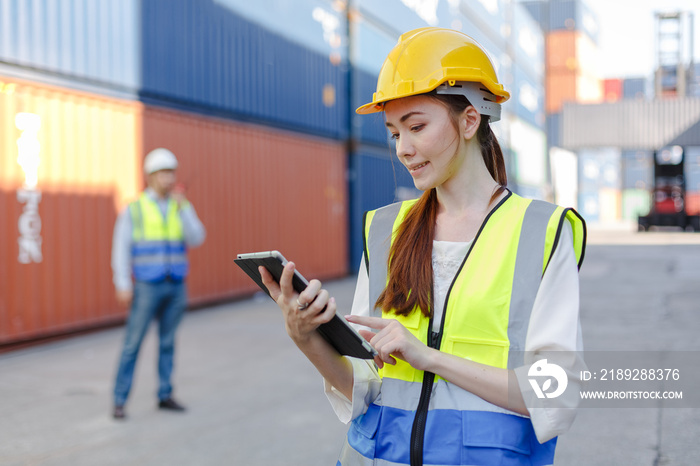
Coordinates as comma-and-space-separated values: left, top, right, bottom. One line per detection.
460, 106, 481, 140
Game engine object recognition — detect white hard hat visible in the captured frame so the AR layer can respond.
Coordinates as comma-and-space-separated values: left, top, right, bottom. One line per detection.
143, 148, 178, 174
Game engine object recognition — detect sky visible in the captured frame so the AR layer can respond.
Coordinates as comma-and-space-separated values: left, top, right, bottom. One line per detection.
584, 0, 700, 78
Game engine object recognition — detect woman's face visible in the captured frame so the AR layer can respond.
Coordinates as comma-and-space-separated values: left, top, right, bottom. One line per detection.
384, 95, 464, 191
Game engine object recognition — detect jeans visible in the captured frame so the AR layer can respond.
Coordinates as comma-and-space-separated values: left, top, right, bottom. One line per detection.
114, 279, 187, 406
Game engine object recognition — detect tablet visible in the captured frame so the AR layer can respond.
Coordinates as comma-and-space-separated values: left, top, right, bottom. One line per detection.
234, 251, 377, 360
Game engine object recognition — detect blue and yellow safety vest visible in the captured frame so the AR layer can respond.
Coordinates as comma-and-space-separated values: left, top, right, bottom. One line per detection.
338, 191, 586, 466
129, 193, 188, 282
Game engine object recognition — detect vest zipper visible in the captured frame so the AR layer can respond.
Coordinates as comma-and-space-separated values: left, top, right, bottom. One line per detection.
407, 191, 512, 466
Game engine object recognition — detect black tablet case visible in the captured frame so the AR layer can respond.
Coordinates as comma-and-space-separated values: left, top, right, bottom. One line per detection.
234, 252, 376, 359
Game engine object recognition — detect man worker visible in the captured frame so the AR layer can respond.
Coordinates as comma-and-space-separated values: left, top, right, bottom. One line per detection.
111, 147, 206, 420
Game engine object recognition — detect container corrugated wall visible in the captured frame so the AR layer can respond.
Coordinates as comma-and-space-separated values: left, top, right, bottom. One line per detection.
0, 0, 139, 93
141, 106, 349, 305
561, 99, 700, 150
521, 0, 598, 43
140, 0, 348, 140
351, 68, 389, 146
0, 76, 142, 345
545, 30, 601, 113
348, 148, 419, 271
1, 75, 349, 345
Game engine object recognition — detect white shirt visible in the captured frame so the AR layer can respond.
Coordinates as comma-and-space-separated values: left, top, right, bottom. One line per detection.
323, 222, 584, 444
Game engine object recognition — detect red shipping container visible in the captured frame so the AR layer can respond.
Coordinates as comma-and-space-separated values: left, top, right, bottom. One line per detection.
0, 76, 348, 346
685, 192, 700, 216
603, 79, 623, 102
141, 106, 349, 305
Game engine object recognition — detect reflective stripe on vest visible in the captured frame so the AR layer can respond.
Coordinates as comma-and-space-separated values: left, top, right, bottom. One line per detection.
344, 191, 586, 466
130, 193, 188, 282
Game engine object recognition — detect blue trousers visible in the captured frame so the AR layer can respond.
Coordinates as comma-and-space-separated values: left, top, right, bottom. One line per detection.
114, 279, 187, 406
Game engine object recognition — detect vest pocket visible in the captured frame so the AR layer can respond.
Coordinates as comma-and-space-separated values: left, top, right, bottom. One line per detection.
443, 336, 509, 369
347, 403, 382, 459
462, 411, 533, 464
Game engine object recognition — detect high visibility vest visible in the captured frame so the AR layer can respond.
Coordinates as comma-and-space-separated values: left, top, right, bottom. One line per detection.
129, 193, 188, 282
338, 191, 586, 466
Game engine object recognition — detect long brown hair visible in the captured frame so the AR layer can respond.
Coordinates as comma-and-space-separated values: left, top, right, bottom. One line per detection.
375, 94, 507, 317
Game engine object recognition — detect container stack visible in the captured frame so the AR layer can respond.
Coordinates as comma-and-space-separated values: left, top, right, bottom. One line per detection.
1, 0, 549, 346
521, 0, 603, 216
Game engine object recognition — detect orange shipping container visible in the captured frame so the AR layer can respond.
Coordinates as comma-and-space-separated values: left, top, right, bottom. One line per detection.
1, 76, 142, 345
546, 72, 577, 113
547, 30, 578, 73
0, 76, 348, 345
546, 30, 602, 113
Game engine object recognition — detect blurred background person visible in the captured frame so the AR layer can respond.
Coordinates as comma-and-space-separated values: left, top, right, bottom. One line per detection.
111, 147, 206, 420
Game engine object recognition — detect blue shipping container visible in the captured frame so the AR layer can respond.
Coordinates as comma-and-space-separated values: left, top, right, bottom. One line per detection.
512, 64, 545, 130
621, 150, 653, 190
512, 2, 545, 82
140, 0, 348, 140
547, 113, 562, 148
0, 0, 139, 93
685, 146, 700, 192
578, 190, 600, 223
622, 77, 646, 99
348, 148, 421, 271
521, 0, 599, 44
352, 68, 391, 147
578, 148, 621, 192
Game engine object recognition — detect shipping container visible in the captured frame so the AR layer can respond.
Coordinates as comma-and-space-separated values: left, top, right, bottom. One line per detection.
0, 76, 142, 345
578, 147, 621, 192
521, 0, 599, 43
686, 191, 700, 216
546, 71, 577, 114
512, 2, 545, 82
354, 0, 479, 37
348, 147, 419, 271
622, 189, 651, 221
603, 79, 623, 102
546, 30, 578, 73
546, 112, 562, 147
0, 75, 349, 346
0, 0, 139, 95
545, 29, 601, 113
140, 0, 348, 140
684, 146, 700, 192
351, 68, 390, 147
213, 0, 348, 61
623, 77, 646, 99
577, 189, 599, 223
513, 65, 545, 129
561, 98, 700, 150
141, 105, 349, 305
621, 150, 653, 190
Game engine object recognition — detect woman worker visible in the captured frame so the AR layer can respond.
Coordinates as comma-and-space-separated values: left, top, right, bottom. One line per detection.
261, 27, 586, 466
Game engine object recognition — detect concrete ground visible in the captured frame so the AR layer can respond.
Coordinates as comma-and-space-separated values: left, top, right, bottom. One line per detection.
1, 228, 699, 465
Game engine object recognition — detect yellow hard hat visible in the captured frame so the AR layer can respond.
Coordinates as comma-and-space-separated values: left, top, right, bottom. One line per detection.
356, 27, 510, 119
